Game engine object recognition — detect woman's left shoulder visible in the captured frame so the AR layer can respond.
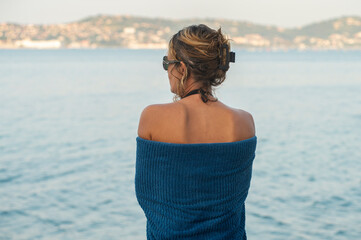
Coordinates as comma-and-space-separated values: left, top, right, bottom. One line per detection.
137, 103, 178, 140
140, 103, 176, 117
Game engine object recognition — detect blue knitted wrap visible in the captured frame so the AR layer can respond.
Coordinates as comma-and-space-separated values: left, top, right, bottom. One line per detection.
135, 136, 257, 240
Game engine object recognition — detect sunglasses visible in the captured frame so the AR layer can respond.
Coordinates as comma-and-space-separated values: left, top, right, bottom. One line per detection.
163, 56, 181, 71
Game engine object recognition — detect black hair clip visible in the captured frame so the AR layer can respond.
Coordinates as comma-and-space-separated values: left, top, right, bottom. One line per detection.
219, 44, 235, 70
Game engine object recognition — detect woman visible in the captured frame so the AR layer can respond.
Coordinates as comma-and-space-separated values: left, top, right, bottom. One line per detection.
135, 24, 257, 239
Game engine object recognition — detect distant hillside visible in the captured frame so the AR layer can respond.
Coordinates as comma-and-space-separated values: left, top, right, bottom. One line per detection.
1, 15, 361, 49
283, 15, 361, 38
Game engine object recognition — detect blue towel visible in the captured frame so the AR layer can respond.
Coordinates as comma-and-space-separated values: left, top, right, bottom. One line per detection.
135, 136, 257, 240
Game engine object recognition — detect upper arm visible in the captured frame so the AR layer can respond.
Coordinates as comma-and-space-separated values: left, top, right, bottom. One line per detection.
248, 112, 256, 136
137, 104, 160, 140
235, 109, 256, 137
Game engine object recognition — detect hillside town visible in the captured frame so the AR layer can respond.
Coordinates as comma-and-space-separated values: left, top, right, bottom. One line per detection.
1, 15, 361, 50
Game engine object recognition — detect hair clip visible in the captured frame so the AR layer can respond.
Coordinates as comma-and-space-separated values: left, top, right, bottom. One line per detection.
219, 44, 235, 70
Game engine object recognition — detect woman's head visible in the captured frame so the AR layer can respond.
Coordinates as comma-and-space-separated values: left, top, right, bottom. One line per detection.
166, 24, 233, 103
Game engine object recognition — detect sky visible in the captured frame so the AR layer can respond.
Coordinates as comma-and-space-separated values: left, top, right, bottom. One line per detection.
0, 0, 360, 28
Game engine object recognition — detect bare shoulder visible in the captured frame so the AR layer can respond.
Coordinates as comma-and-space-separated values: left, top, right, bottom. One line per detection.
232, 107, 256, 138
137, 103, 179, 140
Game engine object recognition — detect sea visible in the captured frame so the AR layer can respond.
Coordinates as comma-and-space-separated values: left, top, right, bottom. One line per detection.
0, 49, 360, 240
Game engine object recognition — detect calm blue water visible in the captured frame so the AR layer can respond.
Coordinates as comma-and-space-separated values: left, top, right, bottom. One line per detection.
0, 49, 361, 240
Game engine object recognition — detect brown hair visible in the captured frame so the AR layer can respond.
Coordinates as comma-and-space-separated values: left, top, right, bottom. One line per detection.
168, 24, 232, 103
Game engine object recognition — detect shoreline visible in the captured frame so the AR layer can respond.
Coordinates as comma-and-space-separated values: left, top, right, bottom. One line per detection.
1, 47, 361, 52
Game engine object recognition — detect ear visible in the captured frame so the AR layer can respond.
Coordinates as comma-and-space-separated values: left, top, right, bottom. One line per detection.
179, 61, 187, 74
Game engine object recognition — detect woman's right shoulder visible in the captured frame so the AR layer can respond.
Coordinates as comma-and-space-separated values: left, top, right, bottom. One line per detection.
230, 107, 256, 138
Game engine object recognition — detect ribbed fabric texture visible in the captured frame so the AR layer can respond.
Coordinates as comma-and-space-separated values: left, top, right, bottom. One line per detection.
135, 136, 257, 240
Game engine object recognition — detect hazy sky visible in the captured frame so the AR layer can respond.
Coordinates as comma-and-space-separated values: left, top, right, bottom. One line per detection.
1, 0, 360, 28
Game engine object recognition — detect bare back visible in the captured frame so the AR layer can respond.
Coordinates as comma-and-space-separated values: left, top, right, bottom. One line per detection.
138, 95, 256, 144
